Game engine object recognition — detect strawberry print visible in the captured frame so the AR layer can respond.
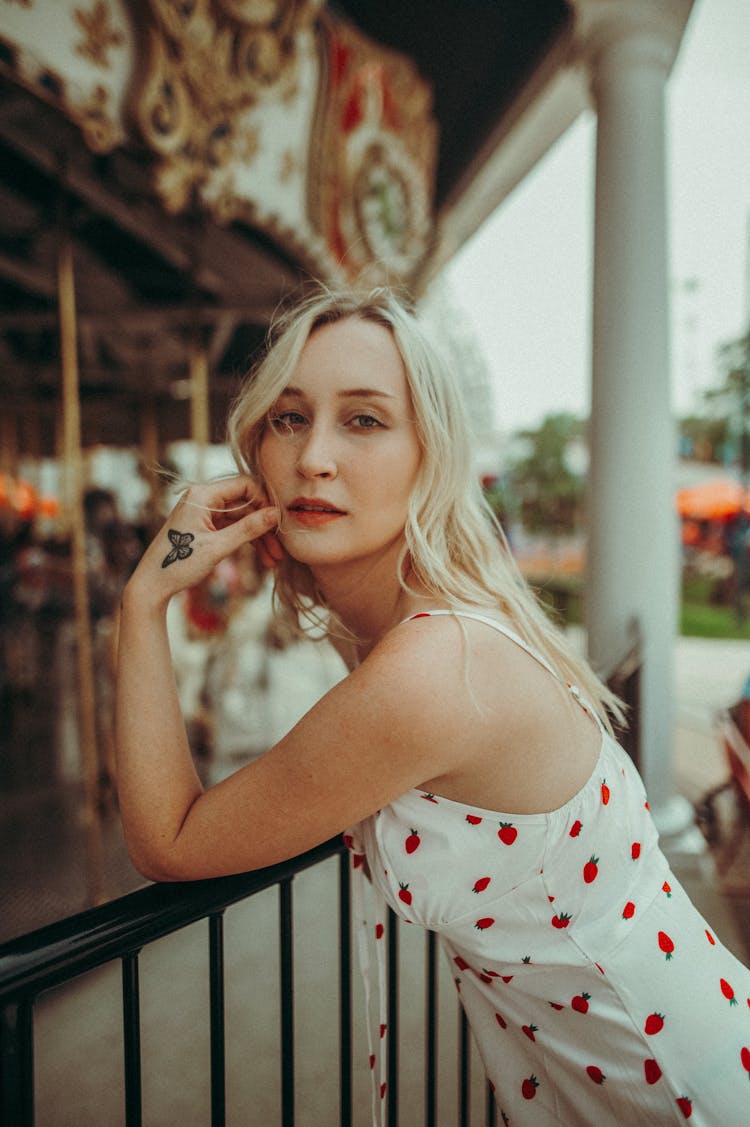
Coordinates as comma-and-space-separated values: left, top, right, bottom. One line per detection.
398, 883, 412, 906
495, 1012, 507, 1029
570, 819, 583, 837
644, 1059, 662, 1085
343, 833, 354, 851
472, 876, 491, 894
475, 917, 495, 931
600, 779, 611, 805
380, 1082, 387, 1099
421, 793, 438, 804
631, 841, 641, 860
375, 922, 384, 940
551, 912, 572, 929
379, 1023, 387, 1039
676, 1096, 693, 1119
465, 814, 482, 825
454, 955, 470, 971
521, 1075, 538, 1099
405, 828, 421, 854
720, 977, 738, 1006
521, 1023, 538, 1041
705, 929, 716, 946
741, 1046, 750, 1075
657, 931, 675, 960
622, 901, 636, 919
549, 1001, 565, 1010
498, 822, 517, 845
583, 855, 599, 884
586, 1065, 606, 1085
571, 992, 591, 1014
662, 881, 672, 897
644, 1013, 664, 1035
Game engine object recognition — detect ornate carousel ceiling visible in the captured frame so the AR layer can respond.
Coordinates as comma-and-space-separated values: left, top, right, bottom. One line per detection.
0, 0, 572, 451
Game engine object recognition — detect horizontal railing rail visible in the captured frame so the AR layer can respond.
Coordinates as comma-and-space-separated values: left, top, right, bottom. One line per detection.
1, 834, 497, 1127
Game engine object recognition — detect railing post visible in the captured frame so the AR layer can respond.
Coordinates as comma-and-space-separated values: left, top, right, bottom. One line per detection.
279, 878, 295, 1127
387, 908, 399, 1127
425, 930, 437, 1127
122, 952, 142, 1127
1, 998, 34, 1127
338, 852, 353, 1127
459, 1008, 470, 1127
209, 913, 226, 1127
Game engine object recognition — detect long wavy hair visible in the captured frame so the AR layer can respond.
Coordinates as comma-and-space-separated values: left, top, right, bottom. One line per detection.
227, 284, 623, 729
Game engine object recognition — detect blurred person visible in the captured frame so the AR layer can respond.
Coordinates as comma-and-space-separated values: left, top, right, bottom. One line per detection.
115, 287, 750, 1125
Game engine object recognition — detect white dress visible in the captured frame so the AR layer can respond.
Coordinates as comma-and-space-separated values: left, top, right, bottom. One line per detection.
347, 611, 750, 1125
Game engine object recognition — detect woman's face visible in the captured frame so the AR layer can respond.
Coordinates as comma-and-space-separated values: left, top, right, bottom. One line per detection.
258, 316, 422, 579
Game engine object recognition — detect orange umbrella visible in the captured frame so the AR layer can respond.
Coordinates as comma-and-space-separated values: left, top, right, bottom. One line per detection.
676, 478, 750, 521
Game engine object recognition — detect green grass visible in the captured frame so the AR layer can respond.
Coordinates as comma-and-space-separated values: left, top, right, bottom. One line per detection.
532, 573, 750, 640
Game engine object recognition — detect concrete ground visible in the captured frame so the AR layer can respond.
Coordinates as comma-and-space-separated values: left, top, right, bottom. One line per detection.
2, 633, 750, 1125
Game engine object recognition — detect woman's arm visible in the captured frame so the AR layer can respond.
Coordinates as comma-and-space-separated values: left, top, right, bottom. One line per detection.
114, 476, 281, 878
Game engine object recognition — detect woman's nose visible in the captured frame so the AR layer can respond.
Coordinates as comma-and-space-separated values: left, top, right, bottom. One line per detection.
295, 425, 337, 479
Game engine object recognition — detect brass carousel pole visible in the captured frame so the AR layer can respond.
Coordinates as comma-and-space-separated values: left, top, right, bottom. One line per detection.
189, 331, 210, 482
57, 229, 105, 906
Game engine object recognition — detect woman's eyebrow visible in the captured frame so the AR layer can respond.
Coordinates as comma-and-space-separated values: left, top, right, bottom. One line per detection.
279, 385, 397, 400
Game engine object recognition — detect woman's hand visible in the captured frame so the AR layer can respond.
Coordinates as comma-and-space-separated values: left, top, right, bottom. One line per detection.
127, 475, 282, 608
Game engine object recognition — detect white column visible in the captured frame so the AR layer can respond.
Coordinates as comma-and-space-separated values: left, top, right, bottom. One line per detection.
582, 8, 694, 843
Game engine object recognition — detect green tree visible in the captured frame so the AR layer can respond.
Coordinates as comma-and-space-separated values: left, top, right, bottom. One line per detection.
510, 413, 586, 536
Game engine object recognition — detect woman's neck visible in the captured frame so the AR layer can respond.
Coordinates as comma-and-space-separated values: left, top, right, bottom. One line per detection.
311, 549, 442, 658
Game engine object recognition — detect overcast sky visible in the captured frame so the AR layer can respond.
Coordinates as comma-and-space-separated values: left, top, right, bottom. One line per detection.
444, 0, 750, 434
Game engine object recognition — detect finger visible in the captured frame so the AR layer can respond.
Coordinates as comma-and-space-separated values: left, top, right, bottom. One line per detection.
255, 539, 277, 570
263, 531, 285, 561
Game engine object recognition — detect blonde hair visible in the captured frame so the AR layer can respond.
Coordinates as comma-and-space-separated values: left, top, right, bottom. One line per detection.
227, 284, 623, 730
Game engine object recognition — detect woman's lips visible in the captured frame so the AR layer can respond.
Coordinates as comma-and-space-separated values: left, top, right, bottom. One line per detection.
286, 498, 346, 527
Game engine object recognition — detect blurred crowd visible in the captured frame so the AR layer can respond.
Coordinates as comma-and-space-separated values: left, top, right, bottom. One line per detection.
0, 488, 344, 805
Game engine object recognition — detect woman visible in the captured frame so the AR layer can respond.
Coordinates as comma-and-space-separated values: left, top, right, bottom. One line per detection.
116, 286, 750, 1125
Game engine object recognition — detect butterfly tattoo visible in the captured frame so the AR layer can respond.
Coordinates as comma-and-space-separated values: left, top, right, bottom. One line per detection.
161, 529, 195, 568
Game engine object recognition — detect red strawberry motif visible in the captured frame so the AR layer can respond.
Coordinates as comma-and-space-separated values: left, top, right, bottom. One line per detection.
720, 977, 738, 1006
405, 829, 421, 854
549, 1001, 565, 1010
662, 881, 672, 897
498, 822, 517, 845
473, 876, 491, 894
622, 901, 636, 919
478, 971, 494, 984
586, 1065, 606, 1085
644, 1058, 662, 1085
521, 1023, 538, 1042
521, 1075, 538, 1100
631, 841, 641, 860
657, 930, 675, 960
495, 1012, 507, 1029
380, 1082, 387, 1099
398, 883, 412, 906
522, 955, 533, 964
676, 1096, 693, 1119
343, 833, 354, 850
583, 856, 599, 884
600, 779, 610, 805
421, 793, 438, 803
551, 912, 572, 929
352, 853, 365, 869
466, 814, 482, 825
369, 1054, 376, 1070
475, 917, 495, 930
705, 929, 716, 945
741, 1046, 750, 1074
644, 1012, 665, 1035
571, 992, 591, 1014
454, 955, 470, 971
375, 923, 384, 940
501, 975, 514, 983
482, 967, 501, 978
379, 1023, 387, 1038
569, 819, 583, 837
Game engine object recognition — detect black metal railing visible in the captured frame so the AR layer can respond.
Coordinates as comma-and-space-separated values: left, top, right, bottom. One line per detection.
1, 835, 496, 1127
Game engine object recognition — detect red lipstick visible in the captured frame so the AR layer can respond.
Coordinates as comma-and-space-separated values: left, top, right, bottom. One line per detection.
286, 496, 346, 527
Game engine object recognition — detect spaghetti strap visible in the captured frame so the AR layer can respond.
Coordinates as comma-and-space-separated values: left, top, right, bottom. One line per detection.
405, 609, 605, 731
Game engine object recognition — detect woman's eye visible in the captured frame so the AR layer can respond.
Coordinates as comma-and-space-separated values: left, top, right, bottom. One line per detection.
268, 411, 306, 434
350, 414, 383, 429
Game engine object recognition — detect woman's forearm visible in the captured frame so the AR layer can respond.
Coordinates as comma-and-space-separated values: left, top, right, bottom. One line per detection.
114, 581, 203, 880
